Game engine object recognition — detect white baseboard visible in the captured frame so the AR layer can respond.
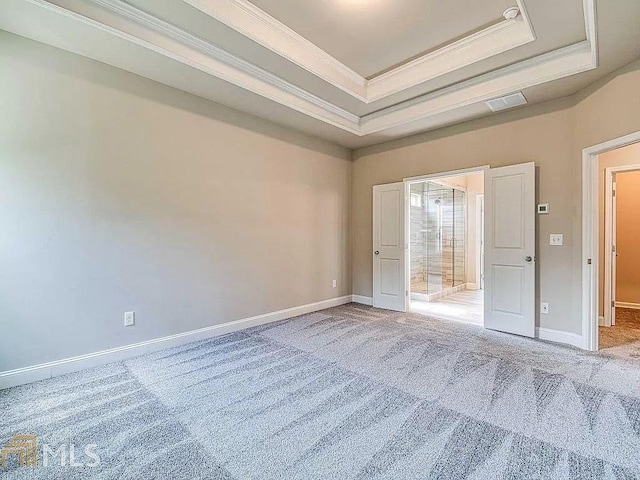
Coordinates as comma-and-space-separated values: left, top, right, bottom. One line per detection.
352, 295, 373, 306
0, 295, 353, 390
355, 296, 585, 349
599, 316, 605, 326
615, 302, 640, 310
410, 292, 429, 302
536, 327, 584, 349
466, 283, 479, 290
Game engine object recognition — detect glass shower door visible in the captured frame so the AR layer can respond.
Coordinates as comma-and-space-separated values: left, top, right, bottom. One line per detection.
425, 182, 453, 295
410, 180, 467, 297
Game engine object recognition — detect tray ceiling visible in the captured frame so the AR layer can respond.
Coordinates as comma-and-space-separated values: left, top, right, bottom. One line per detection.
0, 0, 625, 148
249, 0, 517, 79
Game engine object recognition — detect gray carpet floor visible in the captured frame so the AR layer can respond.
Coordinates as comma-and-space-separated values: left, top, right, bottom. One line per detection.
3, 303, 640, 479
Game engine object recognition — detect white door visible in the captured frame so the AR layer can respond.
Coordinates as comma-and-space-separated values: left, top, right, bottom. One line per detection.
373, 182, 407, 311
484, 163, 536, 337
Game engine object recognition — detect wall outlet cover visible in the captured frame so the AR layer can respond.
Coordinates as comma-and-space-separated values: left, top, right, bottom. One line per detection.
124, 311, 135, 327
541, 303, 549, 315
549, 234, 563, 246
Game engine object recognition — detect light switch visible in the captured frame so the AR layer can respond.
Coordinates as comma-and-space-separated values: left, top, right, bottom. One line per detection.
550, 234, 563, 246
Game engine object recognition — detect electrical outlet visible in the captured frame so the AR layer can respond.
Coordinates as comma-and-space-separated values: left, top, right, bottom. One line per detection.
541, 303, 549, 315
549, 234, 563, 246
332, 280, 337, 288
124, 311, 135, 327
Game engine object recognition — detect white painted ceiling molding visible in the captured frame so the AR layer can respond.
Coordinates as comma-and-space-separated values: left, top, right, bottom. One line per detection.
0, 0, 597, 140
361, 41, 594, 135
182, 0, 536, 103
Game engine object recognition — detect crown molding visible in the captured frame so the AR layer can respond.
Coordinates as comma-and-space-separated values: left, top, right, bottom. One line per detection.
182, 0, 536, 104
361, 40, 596, 135
71, 0, 362, 133
1, 0, 597, 139
183, 0, 368, 101
367, 0, 535, 102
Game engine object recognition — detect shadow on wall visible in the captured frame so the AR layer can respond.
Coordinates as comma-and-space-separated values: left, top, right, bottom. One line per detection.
2, 32, 348, 159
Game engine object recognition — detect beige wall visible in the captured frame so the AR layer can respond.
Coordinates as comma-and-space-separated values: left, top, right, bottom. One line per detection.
0, 32, 351, 371
616, 171, 640, 305
2, 33, 640, 371
465, 173, 484, 287
597, 142, 640, 315
353, 60, 640, 335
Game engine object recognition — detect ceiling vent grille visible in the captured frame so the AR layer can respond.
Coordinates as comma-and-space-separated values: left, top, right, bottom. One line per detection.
485, 92, 528, 112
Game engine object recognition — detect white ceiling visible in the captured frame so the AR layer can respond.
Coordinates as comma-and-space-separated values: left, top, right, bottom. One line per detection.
249, 0, 515, 78
1, 0, 639, 148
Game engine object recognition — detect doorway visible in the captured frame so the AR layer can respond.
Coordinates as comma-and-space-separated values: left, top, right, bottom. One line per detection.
407, 172, 484, 325
599, 145, 640, 351
372, 162, 536, 338
582, 130, 640, 352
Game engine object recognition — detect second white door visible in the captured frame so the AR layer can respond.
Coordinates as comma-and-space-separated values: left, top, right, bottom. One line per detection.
373, 182, 407, 312
484, 162, 536, 337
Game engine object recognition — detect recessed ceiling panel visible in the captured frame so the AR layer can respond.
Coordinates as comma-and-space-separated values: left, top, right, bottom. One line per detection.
3, 0, 639, 149
125, 0, 587, 116
249, 0, 514, 78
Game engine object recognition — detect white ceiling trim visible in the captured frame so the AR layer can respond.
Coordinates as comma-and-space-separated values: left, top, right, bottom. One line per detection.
182, 0, 536, 104
1, 0, 597, 139
367, 6, 536, 102
67, 0, 362, 133
361, 41, 595, 135
183, 0, 367, 98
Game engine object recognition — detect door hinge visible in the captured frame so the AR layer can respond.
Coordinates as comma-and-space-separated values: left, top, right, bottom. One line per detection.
612, 245, 616, 253
406, 291, 409, 297
612, 301, 615, 308
587, 258, 592, 265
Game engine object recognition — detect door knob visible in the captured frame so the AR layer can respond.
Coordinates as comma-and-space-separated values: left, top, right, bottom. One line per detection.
375, 250, 380, 255
525, 256, 532, 262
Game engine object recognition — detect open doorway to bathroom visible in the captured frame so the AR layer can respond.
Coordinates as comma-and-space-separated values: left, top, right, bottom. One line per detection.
408, 170, 484, 325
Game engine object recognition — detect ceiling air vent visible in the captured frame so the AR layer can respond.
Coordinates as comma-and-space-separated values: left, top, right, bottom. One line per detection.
485, 92, 528, 112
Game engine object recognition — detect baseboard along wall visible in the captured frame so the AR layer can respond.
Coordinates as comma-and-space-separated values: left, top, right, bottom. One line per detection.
2, 293, 587, 389
0, 295, 353, 390
615, 302, 640, 310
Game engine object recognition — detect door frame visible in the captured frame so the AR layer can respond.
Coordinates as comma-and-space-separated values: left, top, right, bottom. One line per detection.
403, 165, 489, 312
604, 164, 640, 327
582, 130, 640, 351
476, 194, 485, 290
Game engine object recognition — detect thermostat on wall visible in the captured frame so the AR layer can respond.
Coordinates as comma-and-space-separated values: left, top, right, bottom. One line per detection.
537, 204, 549, 214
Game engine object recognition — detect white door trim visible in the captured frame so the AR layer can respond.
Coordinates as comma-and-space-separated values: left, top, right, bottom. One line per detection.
604, 164, 640, 327
582, 131, 640, 351
404, 165, 490, 183
476, 194, 485, 290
